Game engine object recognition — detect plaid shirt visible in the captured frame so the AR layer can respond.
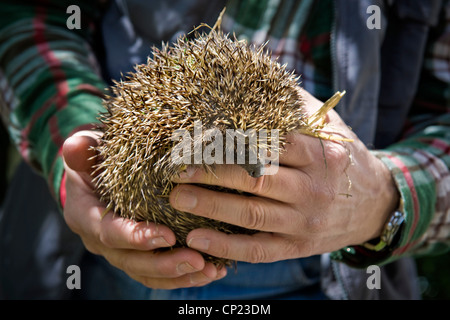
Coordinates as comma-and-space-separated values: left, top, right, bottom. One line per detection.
0, 0, 107, 202
0, 0, 449, 267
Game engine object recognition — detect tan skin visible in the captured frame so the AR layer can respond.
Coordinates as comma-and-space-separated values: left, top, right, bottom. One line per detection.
62, 90, 399, 289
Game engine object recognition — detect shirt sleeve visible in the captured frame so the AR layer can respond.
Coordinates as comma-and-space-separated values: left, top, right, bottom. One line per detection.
333, 2, 450, 267
0, 0, 108, 209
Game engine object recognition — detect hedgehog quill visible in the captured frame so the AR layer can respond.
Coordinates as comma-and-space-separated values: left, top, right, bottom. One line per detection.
92, 10, 352, 267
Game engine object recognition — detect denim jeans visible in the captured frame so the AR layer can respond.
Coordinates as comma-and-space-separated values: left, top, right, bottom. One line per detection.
76, 252, 326, 300
0, 162, 325, 300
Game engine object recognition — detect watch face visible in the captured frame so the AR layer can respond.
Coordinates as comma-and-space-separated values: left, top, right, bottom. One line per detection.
363, 211, 404, 252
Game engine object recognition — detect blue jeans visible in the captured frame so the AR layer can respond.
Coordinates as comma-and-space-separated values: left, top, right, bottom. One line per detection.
76, 252, 326, 300
0, 162, 325, 300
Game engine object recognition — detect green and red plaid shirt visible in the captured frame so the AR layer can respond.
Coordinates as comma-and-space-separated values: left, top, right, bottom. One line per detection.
0, 0, 449, 267
0, 0, 107, 202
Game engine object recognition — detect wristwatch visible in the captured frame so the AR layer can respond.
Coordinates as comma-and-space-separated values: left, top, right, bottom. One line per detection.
363, 210, 405, 252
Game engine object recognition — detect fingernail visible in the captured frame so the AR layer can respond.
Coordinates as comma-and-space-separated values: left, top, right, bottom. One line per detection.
187, 237, 210, 251
177, 262, 198, 275
175, 189, 197, 210
151, 236, 171, 248
189, 273, 210, 286
175, 166, 197, 181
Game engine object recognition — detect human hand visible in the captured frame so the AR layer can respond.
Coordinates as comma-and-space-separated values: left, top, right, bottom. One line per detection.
62, 130, 227, 289
169, 90, 400, 263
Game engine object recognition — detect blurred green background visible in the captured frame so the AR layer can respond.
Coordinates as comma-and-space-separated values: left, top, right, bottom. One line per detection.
416, 253, 450, 300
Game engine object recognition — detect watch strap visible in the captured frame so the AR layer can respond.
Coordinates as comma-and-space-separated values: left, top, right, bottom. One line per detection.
363, 211, 405, 252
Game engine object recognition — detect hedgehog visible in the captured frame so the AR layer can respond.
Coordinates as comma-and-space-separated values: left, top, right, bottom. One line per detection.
92, 10, 350, 267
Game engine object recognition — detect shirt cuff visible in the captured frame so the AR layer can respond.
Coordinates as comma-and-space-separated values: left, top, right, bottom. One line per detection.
331, 149, 436, 267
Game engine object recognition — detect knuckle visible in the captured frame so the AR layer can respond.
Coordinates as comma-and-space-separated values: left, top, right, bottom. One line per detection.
323, 141, 343, 159
305, 214, 328, 234
242, 200, 266, 230
216, 240, 232, 259
246, 174, 268, 195
208, 196, 223, 220
323, 142, 348, 171
98, 228, 114, 248
247, 241, 268, 263
286, 241, 304, 259
317, 184, 336, 205
295, 239, 316, 257
232, 166, 270, 195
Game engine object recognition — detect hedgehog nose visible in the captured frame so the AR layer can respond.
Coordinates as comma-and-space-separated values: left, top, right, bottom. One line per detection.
239, 163, 265, 178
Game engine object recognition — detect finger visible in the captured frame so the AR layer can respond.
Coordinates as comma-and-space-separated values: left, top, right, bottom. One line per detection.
281, 131, 354, 181
186, 229, 306, 263
98, 212, 176, 250
64, 174, 176, 251
130, 262, 228, 290
169, 184, 301, 234
63, 133, 99, 187
63, 133, 99, 172
172, 164, 310, 203
279, 133, 317, 167
104, 247, 207, 279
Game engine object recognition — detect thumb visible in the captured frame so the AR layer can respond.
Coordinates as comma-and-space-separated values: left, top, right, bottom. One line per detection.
63, 131, 101, 186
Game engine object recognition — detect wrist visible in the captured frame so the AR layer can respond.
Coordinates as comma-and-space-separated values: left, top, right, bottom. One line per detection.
362, 152, 403, 251
373, 155, 401, 238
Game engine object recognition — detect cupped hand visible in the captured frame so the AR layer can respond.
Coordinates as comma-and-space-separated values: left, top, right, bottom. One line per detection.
62, 130, 227, 289
169, 90, 399, 263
